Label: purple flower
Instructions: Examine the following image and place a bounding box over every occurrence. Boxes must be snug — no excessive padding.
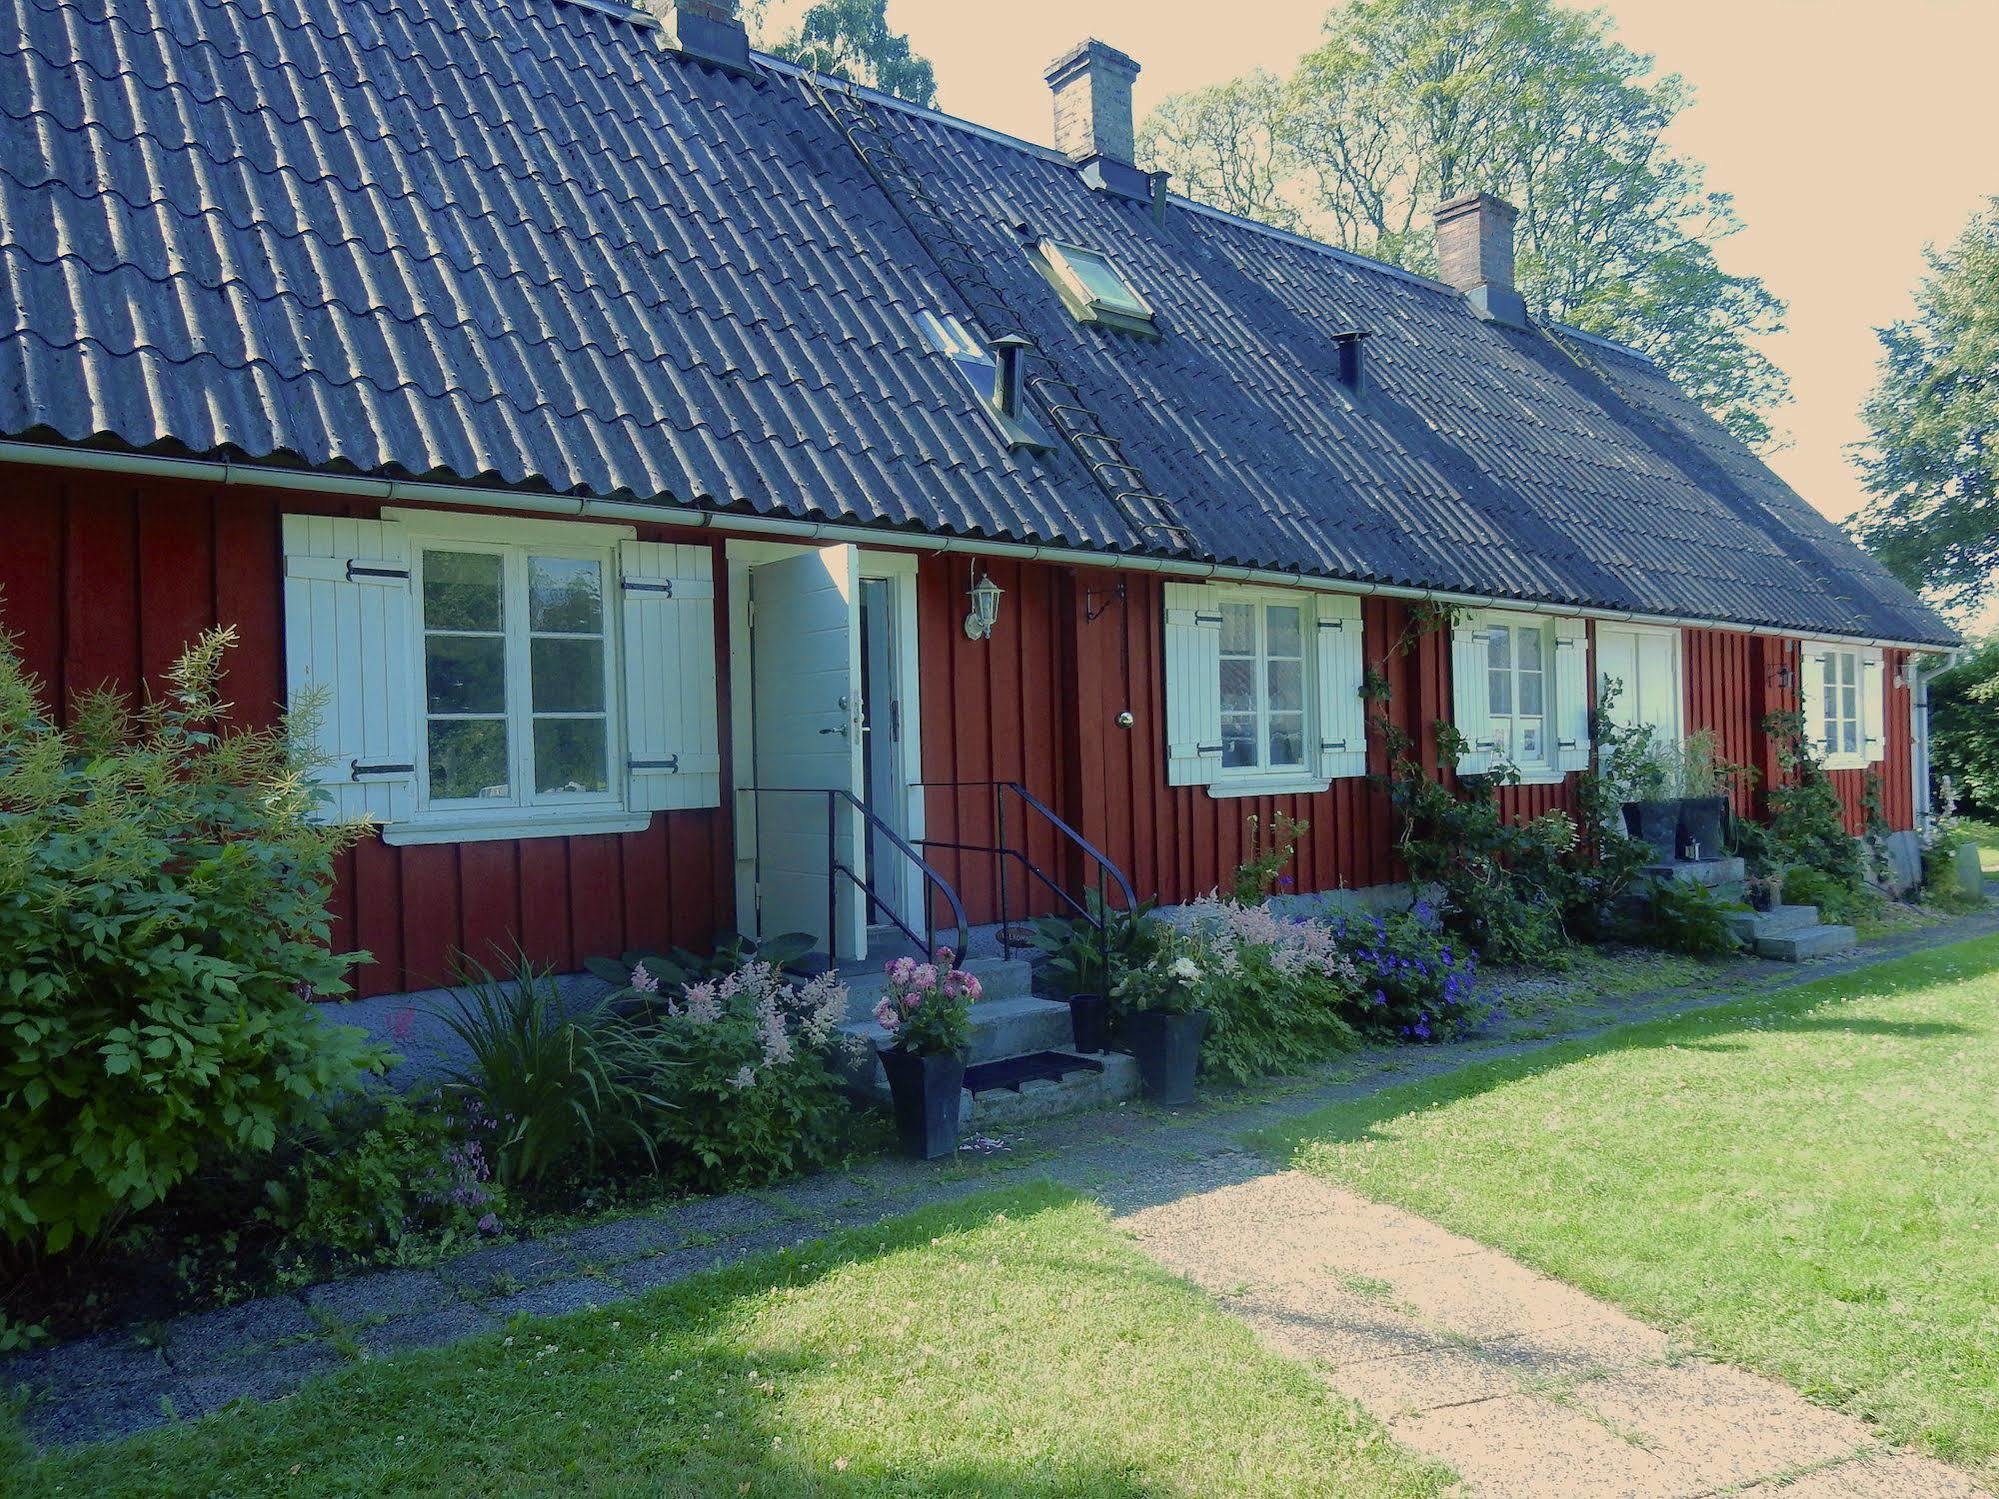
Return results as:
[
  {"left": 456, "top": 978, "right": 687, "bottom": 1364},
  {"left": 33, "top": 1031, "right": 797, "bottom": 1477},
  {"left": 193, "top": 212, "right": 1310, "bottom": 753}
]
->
[{"left": 477, "top": 1213, "right": 500, "bottom": 1235}]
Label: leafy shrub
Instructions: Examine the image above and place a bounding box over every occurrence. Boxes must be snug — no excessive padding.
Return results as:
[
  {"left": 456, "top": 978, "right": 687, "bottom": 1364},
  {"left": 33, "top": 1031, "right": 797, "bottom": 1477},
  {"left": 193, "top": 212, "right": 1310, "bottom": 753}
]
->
[
  {"left": 1175, "top": 898, "right": 1359, "bottom": 1082},
  {"left": 1328, "top": 901, "right": 1485, "bottom": 1042},
  {"left": 616, "top": 958, "right": 856, "bottom": 1193},
  {"left": 1780, "top": 866, "right": 1881, "bottom": 926},
  {"left": 1642, "top": 878, "right": 1743, "bottom": 958},
  {"left": 1920, "top": 795, "right": 1987, "bottom": 912},
  {"left": 1021, "top": 889, "right": 1165, "bottom": 998},
  {"left": 1230, "top": 812, "right": 1307, "bottom": 904},
  {"left": 1929, "top": 639, "right": 1999, "bottom": 820},
  {"left": 259, "top": 1093, "right": 505, "bottom": 1267},
  {"left": 0, "top": 625, "right": 384, "bottom": 1262},
  {"left": 1759, "top": 711, "right": 1866, "bottom": 890},
  {"left": 439, "top": 955, "right": 676, "bottom": 1189},
  {"left": 872, "top": 951, "right": 977, "bottom": 1057}
]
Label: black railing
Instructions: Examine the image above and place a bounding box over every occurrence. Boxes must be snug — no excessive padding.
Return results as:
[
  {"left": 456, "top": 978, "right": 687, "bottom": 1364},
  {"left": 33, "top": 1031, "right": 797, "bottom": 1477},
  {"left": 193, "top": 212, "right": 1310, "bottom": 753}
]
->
[
  {"left": 916, "top": 781, "right": 1138, "bottom": 979},
  {"left": 739, "top": 786, "right": 968, "bottom": 965}
]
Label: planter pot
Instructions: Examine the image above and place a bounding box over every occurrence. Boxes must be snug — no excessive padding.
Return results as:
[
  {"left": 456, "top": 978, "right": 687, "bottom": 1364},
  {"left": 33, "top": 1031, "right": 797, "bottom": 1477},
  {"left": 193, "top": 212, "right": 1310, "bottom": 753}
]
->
[
  {"left": 1676, "top": 796, "right": 1729, "bottom": 862},
  {"left": 1124, "top": 1009, "right": 1209, "bottom": 1107},
  {"left": 1622, "top": 798, "right": 1682, "bottom": 861},
  {"left": 877, "top": 1047, "right": 965, "bottom": 1161},
  {"left": 1067, "top": 992, "right": 1111, "bottom": 1054}
]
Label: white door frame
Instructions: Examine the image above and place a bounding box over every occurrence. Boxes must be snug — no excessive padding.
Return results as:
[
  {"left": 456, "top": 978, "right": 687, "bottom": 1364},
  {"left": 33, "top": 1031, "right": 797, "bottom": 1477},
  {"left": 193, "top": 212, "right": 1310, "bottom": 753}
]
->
[{"left": 726, "top": 539, "right": 925, "bottom": 942}]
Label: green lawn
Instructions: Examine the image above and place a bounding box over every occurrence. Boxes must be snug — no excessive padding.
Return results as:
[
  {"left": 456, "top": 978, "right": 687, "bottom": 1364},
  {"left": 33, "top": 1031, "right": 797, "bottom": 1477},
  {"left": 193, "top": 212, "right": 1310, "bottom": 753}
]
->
[
  {"left": 1263, "top": 934, "right": 1999, "bottom": 1485},
  {"left": 6, "top": 1184, "right": 1448, "bottom": 1498},
  {"left": 1966, "top": 818, "right": 1999, "bottom": 874}
]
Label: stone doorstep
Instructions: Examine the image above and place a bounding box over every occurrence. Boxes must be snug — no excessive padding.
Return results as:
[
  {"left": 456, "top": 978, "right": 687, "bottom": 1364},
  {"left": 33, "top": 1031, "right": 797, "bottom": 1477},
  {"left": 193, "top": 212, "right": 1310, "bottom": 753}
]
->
[
  {"left": 1646, "top": 856, "right": 1747, "bottom": 888},
  {"left": 1757, "top": 925, "right": 1860, "bottom": 962},
  {"left": 840, "top": 994, "right": 1075, "bottom": 1069},
  {"left": 839, "top": 957, "right": 1033, "bottom": 1021},
  {"left": 1727, "top": 904, "right": 1820, "bottom": 941}
]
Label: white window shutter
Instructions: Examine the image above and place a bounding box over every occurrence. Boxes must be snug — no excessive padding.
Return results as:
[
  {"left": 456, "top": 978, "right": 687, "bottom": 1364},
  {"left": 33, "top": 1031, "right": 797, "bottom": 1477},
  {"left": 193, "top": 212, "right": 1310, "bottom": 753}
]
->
[
  {"left": 620, "top": 539, "right": 720, "bottom": 812},
  {"left": 1552, "top": 618, "right": 1591, "bottom": 773},
  {"left": 1313, "top": 593, "right": 1368, "bottom": 780},
  {"left": 1800, "top": 643, "right": 1831, "bottom": 760},
  {"left": 1450, "top": 617, "right": 1497, "bottom": 775},
  {"left": 1861, "top": 648, "right": 1887, "bottom": 764},
  {"left": 1163, "top": 581, "right": 1223, "bottom": 786},
  {"left": 281, "top": 514, "right": 416, "bottom": 825}
]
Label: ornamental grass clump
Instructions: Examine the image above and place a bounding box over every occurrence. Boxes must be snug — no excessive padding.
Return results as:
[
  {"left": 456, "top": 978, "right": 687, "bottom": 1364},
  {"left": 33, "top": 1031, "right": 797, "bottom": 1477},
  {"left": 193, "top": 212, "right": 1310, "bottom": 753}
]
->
[
  {"left": 1329, "top": 901, "right": 1485, "bottom": 1042},
  {"left": 1173, "top": 897, "right": 1360, "bottom": 1083},
  {"left": 873, "top": 950, "right": 979, "bottom": 1057},
  {"left": 0, "top": 624, "right": 385, "bottom": 1266}
]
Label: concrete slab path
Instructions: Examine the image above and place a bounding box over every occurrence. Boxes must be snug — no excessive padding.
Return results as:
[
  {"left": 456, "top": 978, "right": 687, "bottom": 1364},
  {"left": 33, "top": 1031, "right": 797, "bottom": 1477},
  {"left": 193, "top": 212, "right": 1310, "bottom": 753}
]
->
[{"left": 1122, "top": 1171, "right": 1986, "bottom": 1498}]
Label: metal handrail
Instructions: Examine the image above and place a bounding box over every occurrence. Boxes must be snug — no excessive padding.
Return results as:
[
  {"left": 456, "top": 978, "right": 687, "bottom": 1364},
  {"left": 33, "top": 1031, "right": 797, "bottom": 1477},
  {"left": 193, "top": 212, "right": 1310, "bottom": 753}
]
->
[{"left": 738, "top": 785, "right": 969, "bottom": 965}]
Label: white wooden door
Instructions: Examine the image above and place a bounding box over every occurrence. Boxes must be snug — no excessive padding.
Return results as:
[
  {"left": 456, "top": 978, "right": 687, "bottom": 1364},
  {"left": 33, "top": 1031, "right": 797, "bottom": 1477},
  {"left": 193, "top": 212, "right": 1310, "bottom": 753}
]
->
[
  {"left": 1597, "top": 624, "right": 1683, "bottom": 745},
  {"left": 748, "top": 545, "right": 866, "bottom": 960}
]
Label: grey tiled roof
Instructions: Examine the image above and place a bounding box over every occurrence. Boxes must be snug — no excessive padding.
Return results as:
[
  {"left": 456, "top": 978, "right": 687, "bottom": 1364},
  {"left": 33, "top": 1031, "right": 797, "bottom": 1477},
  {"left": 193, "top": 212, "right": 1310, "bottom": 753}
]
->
[{"left": 0, "top": 0, "right": 1955, "bottom": 645}]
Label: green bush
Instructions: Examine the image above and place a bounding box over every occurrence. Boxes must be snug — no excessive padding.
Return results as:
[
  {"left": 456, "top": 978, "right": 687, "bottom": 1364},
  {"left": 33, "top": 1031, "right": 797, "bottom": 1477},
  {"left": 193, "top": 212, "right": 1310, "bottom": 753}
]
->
[
  {"left": 1176, "top": 898, "right": 1360, "bottom": 1082},
  {"left": 1780, "top": 866, "right": 1880, "bottom": 926},
  {"left": 438, "top": 954, "right": 676, "bottom": 1190},
  {"left": 1021, "top": 889, "right": 1166, "bottom": 998},
  {"left": 1642, "top": 878, "right": 1743, "bottom": 958},
  {"left": 1329, "top": 901, "right": 1486, "bottom": 1041},
  {"left": 0, "top": 625, "right": 383, "bottom": 1262}
]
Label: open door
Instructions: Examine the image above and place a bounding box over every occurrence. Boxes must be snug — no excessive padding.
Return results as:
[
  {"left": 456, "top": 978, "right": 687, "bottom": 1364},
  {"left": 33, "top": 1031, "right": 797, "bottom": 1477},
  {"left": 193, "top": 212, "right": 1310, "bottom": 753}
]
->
[{"left": 748, "top": 545, "right": 866, "bottom": 962}]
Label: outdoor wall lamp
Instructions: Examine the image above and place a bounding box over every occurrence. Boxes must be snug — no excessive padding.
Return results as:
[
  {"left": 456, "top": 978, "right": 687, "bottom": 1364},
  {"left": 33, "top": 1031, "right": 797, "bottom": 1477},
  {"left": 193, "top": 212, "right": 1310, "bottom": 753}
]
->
[{"left": 964, "top": 564, "right": 1004, "bottom": 641}]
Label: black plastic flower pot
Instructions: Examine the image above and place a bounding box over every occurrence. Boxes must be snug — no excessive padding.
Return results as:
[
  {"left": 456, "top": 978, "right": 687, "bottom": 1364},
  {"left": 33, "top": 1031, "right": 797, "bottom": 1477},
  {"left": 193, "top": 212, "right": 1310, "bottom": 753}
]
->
[
  {"left": 1622, "top": 798, "right": 1682, "bottom": 861},
  {"left": 1124, "top": 1009, "right": 1209, "bottom": 1107},
  {"left": 1067, "top": 992, "right": 1111, "bottom": 1054},
  {"left": 1676, "top": 796, "right": 1729, "bottom": 862},
  {"left": 877, "top": 1047, "right": 965, "bottom": 1161}
]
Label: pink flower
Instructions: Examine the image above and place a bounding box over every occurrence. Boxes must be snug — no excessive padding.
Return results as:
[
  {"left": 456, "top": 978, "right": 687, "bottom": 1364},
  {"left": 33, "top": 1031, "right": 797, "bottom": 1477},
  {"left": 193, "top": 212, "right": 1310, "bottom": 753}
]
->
[
  {"left": 888, "top": 956, "right": 917, "bottom": 983},
  {"left": 935, "top": 947, "right": 956, "bottom": 964},
  {"left": 963, "top": 973, "right": 983, "bottom": 1001},
  {"left": 873, "top": 995, "right": 900, "bottom": 1031},
  {"left": 630, "top": 964, "right": 659, "bottom": 994},
  {"left": 909, "top": 964, "right": 939, "bottom": 992}
]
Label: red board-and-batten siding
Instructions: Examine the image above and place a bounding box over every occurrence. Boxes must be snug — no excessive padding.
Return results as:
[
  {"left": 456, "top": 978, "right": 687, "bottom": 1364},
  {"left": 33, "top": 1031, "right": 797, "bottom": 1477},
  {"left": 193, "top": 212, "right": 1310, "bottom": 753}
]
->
[{"left": 1, "top": 464, "right": 1914, "bottom": 996}]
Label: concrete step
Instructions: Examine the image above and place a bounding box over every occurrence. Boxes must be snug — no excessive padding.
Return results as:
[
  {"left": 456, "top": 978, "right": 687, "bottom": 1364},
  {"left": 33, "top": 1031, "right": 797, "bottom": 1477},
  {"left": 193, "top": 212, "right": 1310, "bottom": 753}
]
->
[
  {"left": 838, "top": 994, "right": 1074, "bottom": 1067},
  {"left": 1646, "top": 857, "right": 1747, "bottom": 889},
  {"left": 1726, "top": 905, "right": 1819, "bottom": 942},
  {"left": 963, "top": 1051, "right": 1141, "bottom": 1128},
  {"left": 1755, "top": 925, "right": 1858, "bottom": 962},
  {"left": 838, "top": 957, "right": 1033, "bottom": 1023}
]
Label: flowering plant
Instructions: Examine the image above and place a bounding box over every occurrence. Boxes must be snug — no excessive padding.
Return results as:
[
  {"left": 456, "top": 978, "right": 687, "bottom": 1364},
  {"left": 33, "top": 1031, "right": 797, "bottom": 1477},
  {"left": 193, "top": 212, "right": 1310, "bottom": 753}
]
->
[
  {"left": 873, "top": 950, "right": 978, "bottom": 1057},
  {"left": 1169, "top": 898, "right": 1359, "bottom": 1080},
  {"left": 1329, "top": 900, "right": 1484, "bottom": 1042},
  {"left": 1112, "top": 937, "right": 1208, "bottom": 1017}
]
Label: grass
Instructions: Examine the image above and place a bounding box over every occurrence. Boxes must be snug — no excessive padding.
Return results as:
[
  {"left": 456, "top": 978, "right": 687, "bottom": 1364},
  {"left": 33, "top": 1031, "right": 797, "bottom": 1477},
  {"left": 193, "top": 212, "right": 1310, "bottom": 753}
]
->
[
  {"left": 1963, "top": 818, "right": 1999, "bottom": 874},
  {"left": 5, "top": 1184, "right": 1450, "bottom": 1498},
  {"left": 1260, "top": 933, "right": 1999, "bottom": 1485},
  {"left": 1483, "top": 945, "right": 1720, "bottom": 1025}
]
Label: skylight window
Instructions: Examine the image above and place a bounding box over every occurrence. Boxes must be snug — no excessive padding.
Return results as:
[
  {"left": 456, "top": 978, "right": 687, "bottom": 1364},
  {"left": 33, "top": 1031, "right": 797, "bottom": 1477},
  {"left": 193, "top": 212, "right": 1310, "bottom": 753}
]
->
[
  {"left": 916, "top": 311, "right": 1053, "bottom": 453},
  {"left": 1036, "top": 241, "right": 1156, "bottom": 332}
]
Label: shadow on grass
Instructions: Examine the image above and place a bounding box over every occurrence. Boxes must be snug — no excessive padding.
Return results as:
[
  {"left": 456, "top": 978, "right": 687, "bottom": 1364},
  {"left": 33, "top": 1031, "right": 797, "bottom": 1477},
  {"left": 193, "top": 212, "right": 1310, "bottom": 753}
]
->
[
  {"left": 1254, "top": 933, "right": 1999, "bottom": 1161},
  {"left": 7, "top": 1181, "right": 1413, "bottom": 1499}
]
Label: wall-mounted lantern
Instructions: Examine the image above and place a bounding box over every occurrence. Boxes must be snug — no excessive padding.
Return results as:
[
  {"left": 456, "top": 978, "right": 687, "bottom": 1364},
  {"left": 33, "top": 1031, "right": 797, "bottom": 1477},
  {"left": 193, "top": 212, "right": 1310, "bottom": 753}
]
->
[{"left": 964, "top": 564, "right": 1004, "bottom": 642}]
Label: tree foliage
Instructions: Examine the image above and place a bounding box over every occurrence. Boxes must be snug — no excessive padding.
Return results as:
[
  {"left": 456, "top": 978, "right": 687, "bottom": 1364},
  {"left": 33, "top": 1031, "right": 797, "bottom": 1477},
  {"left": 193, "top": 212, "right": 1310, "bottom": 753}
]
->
[
  {"left": 766, "top": 0, "right": 936, "bottom": 107},
  {"left": 1852, "top": 199, "right": 1999, "bottom": 613},
  {"left": 1138, "top": 0, "right": 1789, "bottom": 447},
  {"left": 1930, "top": 636, "right": 1999, "bottom": 819}
]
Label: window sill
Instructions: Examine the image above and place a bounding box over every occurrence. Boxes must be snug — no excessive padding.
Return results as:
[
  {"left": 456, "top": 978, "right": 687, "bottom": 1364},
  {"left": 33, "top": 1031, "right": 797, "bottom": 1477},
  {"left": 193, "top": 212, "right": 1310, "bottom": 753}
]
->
[
  {"left": 1820, "top": 754, "right": 1876, "bottom": 774},
  {"left": 380, "top": 810, "right": 653, "bottom": 846},
  {"left": 1206, "top": 776, "right": 1335, "bottom": 800}
]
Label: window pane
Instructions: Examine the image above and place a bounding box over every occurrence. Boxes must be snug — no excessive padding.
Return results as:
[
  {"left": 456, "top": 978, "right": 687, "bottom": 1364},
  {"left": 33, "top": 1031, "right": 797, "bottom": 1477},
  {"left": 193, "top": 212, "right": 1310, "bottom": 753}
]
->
[
  {"left": 1519, "top": 723, "right": 1542, "bottom": 761},
  {"left": 531, "top": 638, "right": 606, "bottom": 713},
  {"left": 1519, "top": 669, "right": 1543, "bottom": 717},
  {"left": 534, "top": 718, "right": 609, "bottom": 795},
  {"left": 1063, "top": 248, "right": 1145, "bottom": 313},
  {"left": 1220, "top": 602, "right": 1256, "bottom": 656},
  {"left": 425, "top": 634, "right": 506, "bottom": 714},
  {"left": 1266, "top": 605, "right": 1303, "bottom": 658},
  {"left": 1487, "top": 625, "right": 1513, "bottom": 672},
  {"left": 1220, "top": 658, "right": 1255, "bottom": 715},
  {"left": 1268, "top": 713, "right": 1305, "bottom": 768},
  {"left": 428, "top": 719, "right": 509, "bottom": 800},
  {"left": 1489, "top": 666, "right": 1512, "bottom": 716},
  {"left": 530, "top": 557, "right": 604, "bottom": 634},
  {"left": 423, "top": 550, "right": 503, "bottom": 631},
  {"left": 1491, "top": 719, "right": 1511, "bottom": 757},
  {"left": 1267, "top": 658, "right": 1304, "bottom": 713},
  {"left": 1841, "top": 653, "right": 1858, "bottom": 688},
  {"left": 1221, "top": 713, "right": 1258, "bottom": 769},
  {"left": 1842, "top": 685, "right": 1857, "bottom": 726},
  {"left": 1517, "top": 628, "right": 1543, "bottom": 675}
]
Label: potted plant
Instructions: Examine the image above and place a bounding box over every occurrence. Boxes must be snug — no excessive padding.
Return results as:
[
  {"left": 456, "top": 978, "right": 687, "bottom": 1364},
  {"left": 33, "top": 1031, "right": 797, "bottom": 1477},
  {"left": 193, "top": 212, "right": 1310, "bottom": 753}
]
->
[
  {"left": 872, "top": 950, "right": 978, "bottom": 1160},
  {"left": 1615, "top": 727, "right": 1682, "bottom": 861},
  {"left": 1113, "top": 937, "right": 1210, "bottom": 1107},
  {"left": 1674, "top": 730, "right": 1730, "bottom": 862},
  {"left": 1020, "top": 893, "right": 1162, "bottom": 1054}
]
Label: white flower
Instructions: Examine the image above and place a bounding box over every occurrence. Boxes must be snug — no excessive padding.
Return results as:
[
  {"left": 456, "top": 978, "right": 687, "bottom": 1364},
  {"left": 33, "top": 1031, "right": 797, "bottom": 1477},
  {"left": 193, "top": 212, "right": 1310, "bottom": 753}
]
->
[{"left": 1169, "top": 956, "right": 1202, "bottom": 982}]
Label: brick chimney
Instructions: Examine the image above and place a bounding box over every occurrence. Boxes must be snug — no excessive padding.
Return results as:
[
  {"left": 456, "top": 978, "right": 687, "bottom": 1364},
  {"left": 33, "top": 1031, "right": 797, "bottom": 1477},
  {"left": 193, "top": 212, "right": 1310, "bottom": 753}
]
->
[
  {"left": 1434, "top": 193, "right": 1528, "bottom": 328},
  {"left": 648, "top": 0, "right": 751, "bottom": 74},
  {"left": 1044, "top": 40, "right": 1150, "bottom": 200}
]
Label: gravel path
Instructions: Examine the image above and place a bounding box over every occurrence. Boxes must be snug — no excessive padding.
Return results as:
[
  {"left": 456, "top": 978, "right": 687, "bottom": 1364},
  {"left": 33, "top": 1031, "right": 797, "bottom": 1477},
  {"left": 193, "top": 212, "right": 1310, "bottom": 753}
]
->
[
  {"left": 1122, "top": 1171, "right": 1986, "bottom": 1498},
  {"left": 9, "top": 903, "right": 1999, "bottom": 1470}
]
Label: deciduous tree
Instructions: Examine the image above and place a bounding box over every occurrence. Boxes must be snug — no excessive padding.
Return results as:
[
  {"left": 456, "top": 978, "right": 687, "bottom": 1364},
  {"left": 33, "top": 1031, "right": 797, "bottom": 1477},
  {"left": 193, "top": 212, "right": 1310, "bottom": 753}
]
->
[{"left": 767, "top": 0, "right": 936, "bottom": 108}]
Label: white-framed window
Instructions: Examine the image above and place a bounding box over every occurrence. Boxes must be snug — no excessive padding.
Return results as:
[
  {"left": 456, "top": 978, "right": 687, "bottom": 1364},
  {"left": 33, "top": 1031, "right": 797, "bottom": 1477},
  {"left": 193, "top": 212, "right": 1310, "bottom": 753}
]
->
[
  {"left": 282, "top": 511, "right": 721, "bottom": 843},
  {"left": 415, "top": 543, "right": 617, "bottom": 811},
  {"left": 1451, "top": 609, "right": 1591, "bottom": 781},
  {"left": 1219, "top": 596, "right": 1309, "bottom": 774},
  {"left": 1163, "top": 582, "right": 1368, "bottom": 796},
  {"left": 1801, "top": 642, "right": 1884, "bottom": 770},
  {"left": 1036, "top": 240, "right": 1156, "bottom": 332}
]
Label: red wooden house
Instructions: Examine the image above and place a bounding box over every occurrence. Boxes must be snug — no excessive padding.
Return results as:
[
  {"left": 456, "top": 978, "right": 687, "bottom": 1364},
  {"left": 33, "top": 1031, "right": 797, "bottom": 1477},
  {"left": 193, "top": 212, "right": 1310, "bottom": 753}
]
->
[{"left": 0, "top": 0, "right": 1957, "bottom": 1003}]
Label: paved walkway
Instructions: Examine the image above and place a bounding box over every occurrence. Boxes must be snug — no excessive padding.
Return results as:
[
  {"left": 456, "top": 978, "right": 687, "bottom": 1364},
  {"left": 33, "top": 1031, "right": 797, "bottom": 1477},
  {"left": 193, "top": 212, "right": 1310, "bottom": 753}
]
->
[
  {"left": 1123, "top": 1170, "right": 1985, "bottom": 1498},
  {"left": 9, "top": 903, "right": 1999, "bottom": 1483}
]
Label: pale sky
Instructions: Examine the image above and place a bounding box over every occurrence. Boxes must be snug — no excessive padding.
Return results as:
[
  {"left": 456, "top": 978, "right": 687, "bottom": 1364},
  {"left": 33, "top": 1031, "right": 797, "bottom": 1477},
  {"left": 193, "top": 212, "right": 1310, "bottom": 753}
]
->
[{"left": 788, "top": 1, "right": 1997, "bottom": 627}]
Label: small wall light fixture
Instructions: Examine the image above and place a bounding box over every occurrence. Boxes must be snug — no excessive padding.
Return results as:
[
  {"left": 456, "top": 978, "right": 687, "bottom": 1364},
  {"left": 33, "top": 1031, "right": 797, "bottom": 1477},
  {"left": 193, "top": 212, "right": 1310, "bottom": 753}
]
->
[{"left": 964, "top": 564, "right": 1004, "bottom": 642}]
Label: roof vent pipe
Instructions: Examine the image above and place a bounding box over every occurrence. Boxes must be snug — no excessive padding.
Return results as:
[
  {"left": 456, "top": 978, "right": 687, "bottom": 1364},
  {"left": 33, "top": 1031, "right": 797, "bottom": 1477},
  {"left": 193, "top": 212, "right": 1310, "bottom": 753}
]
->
[
  {"left": 646, "top": 0, "right": 752, "bottom": 74},
  {"left": 990, "top": 335, "right": 1031, "bottom": 422},
  {"left": 1044, "top": 40, "right": 1152, "bottom": 201},
  {"left": 1433, "top": 193, "right": 1529, "bottom": 328}
]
